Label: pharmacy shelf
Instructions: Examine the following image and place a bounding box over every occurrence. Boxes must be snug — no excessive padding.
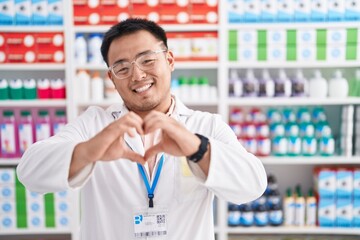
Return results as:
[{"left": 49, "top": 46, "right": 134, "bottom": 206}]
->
[
  {"left": 74, "top": 24, "right": 218, "bottom": 33},
  {"left": 227, "top": 21, "right": 360, "bottom": 30},
  {"left": 0, "top": 64, "right": 66, "bottom": 71},
  {"left": 0, "top": 229, "right": 71, "bottom": 235},
  {"left": 227, "top": 97, "right": 360, "bottom": 106},
  {"left": 226, "top": 226, "right": 360, "bottom": 235},
  {"left": 75, "top": 61, "right": 218, "bottom": 70},
  {"left": 259, "top": 156, "right": 360, "bottom": 165},
  {"left": 0, "top": 26, "right": 64, "bottom": 32},
  {"left": 0, "top": 159, "right": 20, "bottom": 166},
  {"left": 0, "top": 100, "right": 67, "bottom": 107},
  {"left": 228, "top": 61, "right": 360, "bottom": 69}
]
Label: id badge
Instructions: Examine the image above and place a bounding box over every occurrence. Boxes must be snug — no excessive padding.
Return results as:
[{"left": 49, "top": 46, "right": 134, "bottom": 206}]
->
[{"left": 133, "top": 207, "right": 168, "bottom": 239}]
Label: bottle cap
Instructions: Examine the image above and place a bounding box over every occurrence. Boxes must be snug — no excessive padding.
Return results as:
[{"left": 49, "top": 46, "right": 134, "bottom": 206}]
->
[
  {"left": 21, "top": 110, "right": 31, "bottom": 116},
  {"left": 55, "top": 110, "right": 66, "bottom": 116},
  {"left": 3, "top": 110, "right": 14, "bottom": 117},
  {"left": 39, "top": 110, "right": 49, "bottom": 116}
]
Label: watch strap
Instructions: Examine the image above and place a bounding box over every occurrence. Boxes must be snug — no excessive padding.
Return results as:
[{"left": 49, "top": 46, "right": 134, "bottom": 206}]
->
[{"left": 187, "top": 134, "right": 209, "bottom": 163}]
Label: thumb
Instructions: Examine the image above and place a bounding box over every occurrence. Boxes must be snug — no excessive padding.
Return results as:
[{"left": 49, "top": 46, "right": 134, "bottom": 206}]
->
[
  {"left": 122, "top": 149, "right": 146, "bottom": 165},
  {"left": 144, "top": 143, "right": 163, "bottom": 162}
]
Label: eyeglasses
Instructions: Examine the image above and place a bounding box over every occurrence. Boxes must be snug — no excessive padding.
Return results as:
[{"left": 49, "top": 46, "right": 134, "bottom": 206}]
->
[{"left": 109, "top": 49, "right": 167, "bottom": 79}]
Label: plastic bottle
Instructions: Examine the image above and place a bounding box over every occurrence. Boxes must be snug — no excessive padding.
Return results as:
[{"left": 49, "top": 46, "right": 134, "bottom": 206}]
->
[
  {"left": 319, "top": 125, "right": 335, "bottom": 156},
  {"left": 18, "top": 110, "right": 34, "bottom": 155},
  {"left": 254, "top": 202, "right": 268, "bottom": 227},
  {"left": 88, "top": 33, "right": 103, "bottom": 65},
  {"left": 50, "top": 78, "right": 66, "bottom": 99},
  {"left": 283, "top": 188, "right": 295, "bottom": 226},
  {"left": 291, "top": 69, "right": 308, "bottom": 97},
  {"left": 301, "top": 123, "right": 317, "bottom": 156},
  {"left": 75, "top": 33, "right": 88, "bottom": 65},
  {"left": 52, "top": 110, "right": 67, "bottom": 135},
  {"left": 0, "top": 110, "right": 18, "bottom": 158},
  {"left": 242, "top": 69, "right": 258, "bottom": 97},
  {"left": 269, "top": 202, "right": 283, "bottom": 226},
  {"left": 305, "top": 188, "right": 317, "bottom": 226},
  {"left": 37, "top": 78, "right": 51, "bottom": 99},
  {"left": 328, "top": 70, "right": 349, "bottom": 98},
  {"left": 348, "top": 69, "right": 360, "bottom": 97},
  {"left": 35, "top": 110, "right": 51, "bottom": 142},
  {"left": 0, "top": 79, "right": 9, "bottom": 100},
  {"left": 91, "top": 71, "right": 104, "bottom": 101},
  {"left": 198, "top": 76, "right": 210, "bottom": 101},
  {"left": 23, "top": 78, "right": 37, "bottom": 99},
  {"left": 9, "top": 79, "right": 23, "bottom": 100},
  {"left": 178, "top": 76, "right": 190, "bottom": 101},
  {"left": 76, "top": 70, "right": 91, "bottom": 102},
  {"left": 275, "top": 69, "right": 291, "bottom": 97},
  {"left": 309, "top": 70, "right": 327, "bottom": 98},
  {"left": 294, "top": 185, "right": 305, "bottom": 226},
  {"left": 229, "top": 69, "right": 242, "bottom": 97},
  {"left": 258, "top": 69, "right": 274, "bottom": 97},
  {"left": 188, "top": 76, "right": 199, "bottom": 102},
  {"left": 228, "top": 203, "right": 240, "bottom": 226},
  {"left": 239, "top": 203, "right": 254, "bottom": 227}
]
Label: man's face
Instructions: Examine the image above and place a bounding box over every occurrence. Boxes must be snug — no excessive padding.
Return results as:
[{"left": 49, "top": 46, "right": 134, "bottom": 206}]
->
[{"left": 107, "top": 30, "right": 175, "bottom": 114}]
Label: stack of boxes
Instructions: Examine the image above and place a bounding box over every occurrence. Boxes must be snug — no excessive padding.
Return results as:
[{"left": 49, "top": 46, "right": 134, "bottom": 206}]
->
[
  {"left": 0, "top": 168, "right": 71, "bottom": 231},
  {"left": 340, "top": 106, "right": 354, "bottom": 157}
]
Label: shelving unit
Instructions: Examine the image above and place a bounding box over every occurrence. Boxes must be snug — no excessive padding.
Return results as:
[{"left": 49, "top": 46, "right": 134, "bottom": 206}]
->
[{"left": 1, "top": 1, "right": 359, "bottom": 240}]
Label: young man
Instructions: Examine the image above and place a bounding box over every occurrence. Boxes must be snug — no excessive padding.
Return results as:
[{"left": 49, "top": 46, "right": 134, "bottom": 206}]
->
[{"left": 17, "top": 18, "right": 267, "bottom": 240}]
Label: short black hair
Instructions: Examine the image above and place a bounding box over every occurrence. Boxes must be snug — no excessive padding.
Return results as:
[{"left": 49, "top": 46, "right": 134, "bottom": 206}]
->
[{"left": 101, "top": 18, "right": 168, "bottom": 66}]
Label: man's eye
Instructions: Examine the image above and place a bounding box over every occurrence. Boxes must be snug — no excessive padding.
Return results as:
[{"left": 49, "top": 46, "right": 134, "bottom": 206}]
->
[
  {"left": 141, "top": 59, "right": 156, "bottom": 65},
  {"left": 116, "top": 67, "right": 129, "bottom": 74}
]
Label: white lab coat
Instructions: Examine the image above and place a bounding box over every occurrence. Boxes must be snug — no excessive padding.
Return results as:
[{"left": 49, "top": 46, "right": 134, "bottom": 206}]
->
[{"left": 17, "top": 97, "right": 267, "bottom": 240}]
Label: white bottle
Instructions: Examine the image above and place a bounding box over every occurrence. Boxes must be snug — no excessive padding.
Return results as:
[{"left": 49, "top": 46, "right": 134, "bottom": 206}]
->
[
  {"left": 258, "top": 69, "right": 275, "bottom": 97},
  {"left": 229, "top": 69, "right": 242, "bottom": 97},
  {"left": 308, "top": 70, "right": 327, "bottom": 98},
  {"left": 91, "top": 71, "right": 104, "bottom": 101},
  {"left": 76, "top": 70, "right": 90, "bottom": 102},
  {"left": 328, "top": 70, "right": 348, "bottom": 98},
  {"left": 88, "top": 33, "right": 103, "bottom": 65},
  {"left": 75, "top": 33, "right": 87, "bottom": 65}
]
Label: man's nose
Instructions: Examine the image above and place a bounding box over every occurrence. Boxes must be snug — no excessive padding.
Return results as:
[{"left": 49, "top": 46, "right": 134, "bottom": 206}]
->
[{"left": 131, "top": 63, "right": 147, "bottom": 81}]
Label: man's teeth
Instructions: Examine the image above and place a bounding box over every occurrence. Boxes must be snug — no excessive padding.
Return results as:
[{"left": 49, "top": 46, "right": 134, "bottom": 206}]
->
[{"left": 135, "top": 84, "right": 152, "bottom": 93}]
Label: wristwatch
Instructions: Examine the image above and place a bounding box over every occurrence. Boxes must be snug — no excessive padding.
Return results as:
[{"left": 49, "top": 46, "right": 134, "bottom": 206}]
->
[{"left": 187, "top": 134, "right": 209, "bottom": 163}]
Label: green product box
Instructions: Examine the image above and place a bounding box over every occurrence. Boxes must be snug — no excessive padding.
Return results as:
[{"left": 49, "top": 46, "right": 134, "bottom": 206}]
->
[
  {"left": 345, "top": 43, "right": 358, "bottom": 60},
  {"left": 257, "top": 30, "right": 267, "bottom": 46},
  {"left": 287, "top": 30, "right": 297, "bottom": 45},
  {"left": 228, "top": 46, "right": 237, "bottom": 61},
  {"left": 346, "top": 28, "right": 358, "bottom": 44},
  {"left": 316, "top": 29, "right": 327, "bottom": 46},
  {"left": 228, "top": 30, "right": 237, "bottom": 47},
  {"left": 286, "top": 45, "right": 297, "bottom": 61},
  {"left": 257, "top": 45, "right": 267, "bottom": 61},
  {"left": 317, "top": 45, "right": 327, "bottom": 61}
]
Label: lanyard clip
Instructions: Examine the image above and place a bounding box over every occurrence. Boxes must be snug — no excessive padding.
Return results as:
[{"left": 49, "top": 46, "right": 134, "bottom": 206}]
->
[{"left": 148, "top": 194, "right": 154, "bottom": 208}]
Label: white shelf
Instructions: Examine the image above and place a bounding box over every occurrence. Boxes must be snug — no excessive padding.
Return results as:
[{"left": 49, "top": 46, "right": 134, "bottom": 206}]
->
[
  {"left": 227, "top": 21, "right": 360, "bottom": 30},
  {"left": 0, "top": 26, "right": 64, "bottom": 32},
  {"left": 259, "top": 156, "right": 360, "bottom": 165},
  {"left": 226, "top": 226, "right": 360, "bottom": 235},
  {"left": 228, "top": 61, "right": 360, "bottom": 69},
  {"left": 0, "top": 100, "right": 66, "bottom": 107},
  {"left": 0, "top": 159, "right": 20, "bottom": 166},
  {"left": 0, "top": 64, "right": 66, "bottom": 71},
  {"left": 0, "top": 229, "right": 71, "bottom": 235},
  {"left": 74, "top": 24, "right": 218, "bottom": 33},
  {"left": 227, "top": 97, "right": 360, "bottom": 106}
]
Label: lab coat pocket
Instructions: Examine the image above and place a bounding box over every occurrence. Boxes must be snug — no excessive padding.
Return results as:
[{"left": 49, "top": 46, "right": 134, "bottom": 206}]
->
[{"left": 175, "top": 157, "right": 207, "bottom": 203}]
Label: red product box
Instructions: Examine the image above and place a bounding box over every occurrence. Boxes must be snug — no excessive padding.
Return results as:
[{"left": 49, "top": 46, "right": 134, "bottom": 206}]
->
[
  {"left": 0, "top": 33, "right": 8, "bottom": 63},
  {"left": 73, "top": 5, "right": 101, "bottom": 25},
  {"left": 6, "top": 33, "right": 37, "bottom": 63},
  {"left": 36, "top": 33, "right": 64, "bottom": 63},
  {"left": 159, "top": 5, "right": 190, "bottom": 24},
  {"left": 132, "top": 3, "right": 160, "bottom": 23},
  {"left": 100, "top": 4, "right": 131, "bottom": 25},
  {"left": 189, "top": 2, "right": 218, "bottom": 24}
]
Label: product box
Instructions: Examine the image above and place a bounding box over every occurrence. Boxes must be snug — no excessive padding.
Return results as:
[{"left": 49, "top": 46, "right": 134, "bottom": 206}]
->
[
  {"left": 353, "top": 168, "right": 360, "bottom": 199},
  {"left": 0, "top": 186, "right": 15, "bottom": 200},
  {"left": 238, "top": 30, "right": 257, "bottom": 45},
  {"left": 36, "top": 33, "right": 64, "bottom": 63},
  {"left": 167, "top": 33, "right": 192, "bottom": 61},
  {"left": 311, "top": 0, "right": 327, "bottom": 22},
  {"left": 260, "top": 0, "right": 276, "bottom": 22},
  {"left": 328, "top": 0, "right": 345, "bottom": 21},
  {"left": 353, "top": 199, "right": 360, "bottom": 227},
  {"left": 277, "top": 0, "right": 293, "bottom": 22},
  {"left": 336, "top": 198, "right": 352, "bottom": 227},
  {"left": 191, "top": 32, "right": 218, "bottom": 61},
  {"left": 47, "top": 0, "right": 63, "bottom": 25},
  {"left": 267, "top": 29, "right": 286, "bottom": 45},
  {"left": 32, "top": 0, "right": 48, "bottom": 25},
  {"left": 100, "top": 4, "right": 130, "bottom": 25},
  {"left": 6, "top": 33, "right": 37, "bottom": 63},
  {"left": 318, "top": 198, "right": 336, "bottom": 227},
  {"left": 294, "top": 0, "right": 311, "bottom": 22},
  {"left": 297, "top": 29, "right": 316, "bottom": 45},
  {"left": 73, "top": 4, "right": 101, "bottom": 25},
  {"left": 0, "top": 168, "right": 15, "bottom": 185},
  {"left": 0, "top": 33, "right": 7, "bottom": 63},
  {"left": 190, "top": 0, "right": 218, "bottom": 24},
  {"left": 243, "top": 0, "right": 260, "bottom": 22},
  {"left": 327, "top": 44, "right": 345, "bottom": 62},
  {"left": 345, "top": 0, "right": 360, "bottom": 21},
  {"left": 327, "top": 29, "right": 346, "bottom": 45},
  {"left": 159, "top": 5, "right": 190, "bottom": 24},
  {"left": 336, "top": 168, "right": 353, "bottom": 200},
  {"left": 0, "top": 0, "right": 14, "bottom": 25},
  {"left": 26, "top": 191, "right": 45, "bottom": 229},
  {"left": 267, "top": 45, "right": 285, "bottom": 61},
  {"left": 314, "top": 167, "right": 336, "bottom": 200},
  {"left": 297, "top": 44, "right": 316, "bottom": 61},
  {"left": 228, "top": 0, "right": 243, "bottom": 23},
  {"left": 15, "top": 0, "right": 31, "bottom": 25},
  {"left": 237, "top": 46, "right": 257, "bottom": 62},
  {"left": 0, "top": 215, "right": 16, "bottom": 229}
]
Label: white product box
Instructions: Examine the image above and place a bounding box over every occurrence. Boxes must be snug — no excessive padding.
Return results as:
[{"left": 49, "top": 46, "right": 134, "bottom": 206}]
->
[
  {"left": 327, "top": 44, "right": 345, "bottom": 61},
  {"left": 294, "top": 0, "right": 311, "bottom": 21},
  {"left": 353, "top": 169, "right": 360, "bottom": 199},
  {"left": 318, "top": 198, "right": 336, "bottom": 227},
  {"left": 311, "top": 0, "right": 327, "bottom": 21},
  {"left": 168, "top": 38, "right": 192, "bottom": 59},
  {"left": 297, "top": 44, "right": 316, "bottom": 61},
  {"left": 0, "top": 201, "right": 15, "bottom": 215},
  {"left": 0, "top": 169, "right": 15, "bottom": 185},
  {"left": 345, "top": 0, "right": 360, "bottom": 20},
  {"left": 0, "top": 186, "right": 15, "bottom": 200},
  {"left": 56, "top": 215, "right": 70, "bottom": 229},
  {"left": 192, "top": 36, "right": 218, "bottom": 59},
  {"left": 15, "top": 0, "right": 31, "bottom": 24},
  {"left": 238, "top": 30, "right": 257, "bottom": 45},
  {"left": 297, "top": 29, "right": 316, "bottom": 45},
  {"left": 0, "top": 0, "right": 14, "bottom": 25},
  {"left": 353, "top": 199, "right": 360, "bottom": 227},
  {"left": 227, "top": 0, "right": 243, "bottom": 23},
  {"left": 317, "top": 169, "right": 336, "bottom": 199},
  {"left": 47, "top": 0, "right": 63, "bottom": 25},
  {"left": 336, "top": 198, "right": 352, "bottom": 227},
  {"left": 260, "top": 0, "right": 277, "bottom": 22},
  {"left": 277, "top": 0, "right": 294, "bottom": 22},
  {"left": 267, "top": 45, "right": 286, "bottom": 61},
  {"left": 336, "top": 168, "right": 353, "bottom": 199},
  {"left": 237, "top": 46, "right": 257, "bottom": 62},
  {"left": 328, "top": 0, "right": 345, "bottom": 21},
  {"left": 267, "top": 29, "right": 286, "bottom": 45},
  {"left": 327, "top": 29, "right": 346, "bottom": 45},
  {"left": 32, "top": 0, "right": 48, "bottom": 25},
  {"left": 243, "top": 0, "right": 260, "bottom": 22},
  {"left": 27, "top": 214, "right": 45, "bottom": 228},
  {"left": 0, "top": 215, "right": 16, "bottom": 229}
]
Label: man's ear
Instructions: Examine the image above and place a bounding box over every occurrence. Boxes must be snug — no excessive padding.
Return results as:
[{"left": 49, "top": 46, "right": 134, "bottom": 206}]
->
[
  {"left": 107, "top": 71, "right": 115, "bottom": 85},
  {"left": 166, "top": 51, "right": 175, "bottom": 72}
]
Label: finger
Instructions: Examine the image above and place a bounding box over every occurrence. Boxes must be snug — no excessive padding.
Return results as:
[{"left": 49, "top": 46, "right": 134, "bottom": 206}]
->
[
  {"left": 144, "top": 143, "right": 163, "bottom": 161},
  {"left": 122, "top": 149, "right": 146, "bottom": 165}
]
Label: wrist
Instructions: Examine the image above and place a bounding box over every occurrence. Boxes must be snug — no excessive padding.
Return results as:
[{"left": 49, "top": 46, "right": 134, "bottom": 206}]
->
[{"left": 186, "top": 134, "right": 209, "bottom": 163}]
